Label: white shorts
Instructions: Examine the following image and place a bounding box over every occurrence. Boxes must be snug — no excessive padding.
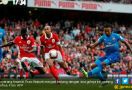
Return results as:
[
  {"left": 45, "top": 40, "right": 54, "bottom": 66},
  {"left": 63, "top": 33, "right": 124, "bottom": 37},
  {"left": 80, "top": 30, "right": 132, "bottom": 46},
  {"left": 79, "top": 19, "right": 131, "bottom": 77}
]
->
[
  {"left": 45, "top": 50, "right": 63, "bottom": 62},
  {"left": 16, "top": 57, "right": 43, "bottom": 69},
  {"left": 16, "top": 58, "right": 23, "bottom": 69}
]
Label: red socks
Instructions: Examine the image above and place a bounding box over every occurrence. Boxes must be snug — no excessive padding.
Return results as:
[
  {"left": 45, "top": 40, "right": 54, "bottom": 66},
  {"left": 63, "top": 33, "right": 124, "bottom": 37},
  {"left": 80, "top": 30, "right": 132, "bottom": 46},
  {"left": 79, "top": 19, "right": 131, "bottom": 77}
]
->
[
  {"left": 32, "top": 70, "right": 40, "bottom": 75},
  {"left": 19, "top": 69, "right": 29, "bottom": 79},
  {"left": 25, "top": 72, "right": 29, "bottom": 79},
  {"left": 50, "top": 66, "right": 59, "bottom": 80},
  {"left": 20, "top": 69, "right": 23, "bottom": 78}
]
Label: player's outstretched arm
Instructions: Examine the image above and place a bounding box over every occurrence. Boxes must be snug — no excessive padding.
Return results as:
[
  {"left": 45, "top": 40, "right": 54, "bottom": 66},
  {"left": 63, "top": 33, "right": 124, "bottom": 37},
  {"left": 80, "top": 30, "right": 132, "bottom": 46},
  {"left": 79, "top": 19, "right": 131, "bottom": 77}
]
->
[
  {"left": 0, "top": 41, "right": 14, "bottom": 48},
  {"left": 122, "top": 40, "right": 132, "bottom": 53},
  {"left": 90, "top": 41, "right": 100, "bottom": 49}
]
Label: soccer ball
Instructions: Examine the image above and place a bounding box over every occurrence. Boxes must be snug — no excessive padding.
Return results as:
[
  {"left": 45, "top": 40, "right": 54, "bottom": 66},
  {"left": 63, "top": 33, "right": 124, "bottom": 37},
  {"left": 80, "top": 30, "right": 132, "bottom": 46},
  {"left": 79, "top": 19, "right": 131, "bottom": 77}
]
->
[{"left": 49, "top": 49, "right": 58, "bottom": 59}]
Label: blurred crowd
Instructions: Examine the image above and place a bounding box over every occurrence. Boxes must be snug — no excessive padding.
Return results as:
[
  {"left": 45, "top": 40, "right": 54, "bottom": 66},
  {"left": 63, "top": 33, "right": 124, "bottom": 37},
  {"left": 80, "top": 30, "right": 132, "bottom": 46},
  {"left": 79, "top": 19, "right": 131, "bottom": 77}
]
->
[
  {"left": 64, "top": 0, "right": 132, "bottom": 4},
  {"left": 0, "top": 18, "right": 132, "bottom": 78}
]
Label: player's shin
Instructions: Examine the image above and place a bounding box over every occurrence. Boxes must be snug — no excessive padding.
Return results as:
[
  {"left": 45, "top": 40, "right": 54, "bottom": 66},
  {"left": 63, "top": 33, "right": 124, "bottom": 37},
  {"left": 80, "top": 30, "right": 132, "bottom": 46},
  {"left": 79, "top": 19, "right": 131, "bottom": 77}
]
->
[
  {"left": 25, "top": 72, "right": 29, "bottom": 79},
  {"left": 19, "top": 69, "right": 23, "bottom": 78},
  {"left": 88, "top": 66, "right": 102, "bottom": 77},
  {"left": 30, "top": 69, "right": 40, "bottom": 78},
  {"left": 58, "top": 62, "right": 70, "bottom": 75},
  {"left": 30, "top": 67, "right": 45, "bottom": 76},
  {"left": 97, "top": 72, "right": 106, "bottom": 81},
  {"left": 98, "top": 72, "right": 108, "bottom": 87},
  {"left": 50, "top": 65, "right": 59, "bottom": 80},
  {"left": 21, "top": 62, "right": 29, "bottom": 79},
  {"left": 80, "top": 68, "right": 88, "bottom": 78},
  {"left": 47, "top": 59, "right": 59, "bottom": 81}
]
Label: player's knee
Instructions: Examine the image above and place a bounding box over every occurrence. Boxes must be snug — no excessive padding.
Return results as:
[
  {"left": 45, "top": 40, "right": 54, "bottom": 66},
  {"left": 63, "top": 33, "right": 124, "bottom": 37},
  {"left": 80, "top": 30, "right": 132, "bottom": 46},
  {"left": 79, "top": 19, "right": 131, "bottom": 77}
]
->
[
  {"left": 46, "top": 59, "right": 54, "bottom": 66},
  {"left": 35, "top": 67, "right": 45, "bottom": 74},
  {"left": 90, "top": 63, "right": 97, "bottom": 69},
  {"left": 21, "top": 62, "right": 28, "bottom": 72},
  {"left": 59, "top": 62, "right": 65, "bottom": 67},
  {"left": 95, "top": 59, "right": 102, "bottom": 67}
]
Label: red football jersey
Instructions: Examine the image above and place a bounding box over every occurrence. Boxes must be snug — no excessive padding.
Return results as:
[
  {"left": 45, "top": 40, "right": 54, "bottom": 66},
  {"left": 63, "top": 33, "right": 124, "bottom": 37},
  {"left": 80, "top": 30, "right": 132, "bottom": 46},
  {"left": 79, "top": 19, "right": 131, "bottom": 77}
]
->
[
  {"left": 40, "top": 33, "right": 60, "bottom": 53},
  {"left": 14, "top": 36, "right": 36, "bottom": 58}
]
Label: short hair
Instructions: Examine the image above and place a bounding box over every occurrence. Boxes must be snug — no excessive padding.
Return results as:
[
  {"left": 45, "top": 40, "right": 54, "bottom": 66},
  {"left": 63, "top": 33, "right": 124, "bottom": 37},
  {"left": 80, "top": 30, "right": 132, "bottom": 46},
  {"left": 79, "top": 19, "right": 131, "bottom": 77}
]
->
[
  {"left": 104, "top": 23, "right": 112, "bottom": 29},
  {"left": 21, "top": 28, "right": 28, "bottom": 35},
  {"left": 103, "top": 23, "right": 112, "bottom": 31},
  {"left": 44, "top": 25, "right": 51, "bottom": 30}
]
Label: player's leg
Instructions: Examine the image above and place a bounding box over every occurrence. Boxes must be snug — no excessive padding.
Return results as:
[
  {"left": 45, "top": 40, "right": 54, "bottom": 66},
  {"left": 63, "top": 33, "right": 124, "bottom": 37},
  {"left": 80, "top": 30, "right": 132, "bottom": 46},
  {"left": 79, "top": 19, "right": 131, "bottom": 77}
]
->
[
  {"left": 21, "top": 57, "right": 31, "bottom": 79},
  {"left": 45, "top": 53, "right": 59, "bottom": 81},
  {"left": 103, "top": 52, "right": 120, "bottom": 69},
  {"left": 81, "top": 57, "right": 106, "bottom": 78},
  {"left": 81, "top": 59, "right": 107, "bottom": 87},
  {"left": 58, "top": 61, "right": 71, "bottom": 75},
  {"left": 55, "top": 51, "right": 70, "bottom": 75},
  {"left": 80, "top": 62, "right": 98, "bottom": 77},
  {"left": 30, "top": 67, "right": 45, "bottom": 77},
  {"left": 98, "top": 52, "right": 120, "bottom": 82},
  {"left": 29, "top": 58, "right": 45, "bottom": 78},
  {"left": 97, "top": 59, "right": 112, "bottom": 87},
  {"left": 90, "top": 56, "right": 110, "bottom": 81},
  {"left": 21, "top": 62, "right": 30, "bottom": 79},
  {"left": 82, "top": 52, "right": 120, "bottom": 78},
  {"left": 16, "top": 58, "right": 24, "bottom": 78},
  {"left": 47, "top": 59, "right": 59, "bottom": 81}
]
